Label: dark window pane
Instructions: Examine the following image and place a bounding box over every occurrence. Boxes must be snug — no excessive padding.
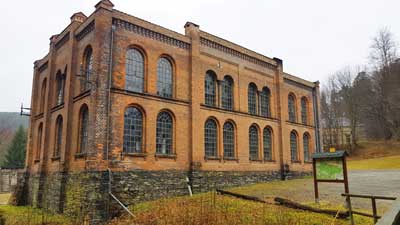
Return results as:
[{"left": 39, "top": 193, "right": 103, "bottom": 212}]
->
[
  {"left": 263, "top": 128, "right": 272, "bottom": 160},
  {"left": 260, "top": 87, "right": 271, "bottom": 117},
  {"left": 249, "top": 125, "right": 259, "bottom": 160},
  {"left": 248, "top": 83, "right": 257, "bottom": 115},
  {"left": 54, "top": 116, "right": 63, "bottom": 157},
  {"left": 157, "top": 58, "right": 173, "bottom": 98},
  {"left": 301, "top": 98, "right": 308, "bottom": 124},
  {"left": 123, "top": 107, "right": 143, "bottom": 153},
  {"left": 221, "top": 76, "right": 233, "bottom": 110},
  {"left": 83, "top": 47, "right": 93, "bottom": 91},
  {"left": 156, "top": 112, "right": 173, "bottom": 154},
  {"left": 36, "top": 124, "right": 43, "bottom": 159},
  {"left": 126, "top": 49, "right": 144, "bottom": 93},
  {"left": 303, "top": 134, "right": 310, "bottom": 162},
  {"left": 204, "top": 119, "right": 217, "bottom": 157},
  {"left": 223, "top": 122, "right": 235, "bottom": 158},
  {"left": 288, "top": 95, "right": 296, "bottom": 122},
  {"left": 79, "top": 106, "right": 89, "bottom": 153},
  {"left": 205, "top": 71, "right": 216, "bottom": 106},
  {"left": 290, "top": 131, "right": 298, "bottom": 161},
  {"left": 56, "top": 72, "right": 65, "bottom": 105}
]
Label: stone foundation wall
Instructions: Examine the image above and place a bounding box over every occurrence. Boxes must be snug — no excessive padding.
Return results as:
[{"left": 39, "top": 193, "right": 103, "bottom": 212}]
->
[{"left": 24, "top": 169, "right": 309, "bottom": 224}]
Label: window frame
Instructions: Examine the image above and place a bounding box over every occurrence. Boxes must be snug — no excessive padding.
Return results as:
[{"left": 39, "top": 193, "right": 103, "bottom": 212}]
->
[
  {"left": 156, "top": 57, "right": 174, "bottom": 98},
  {"left": 156, "top": 111, "right": 174, "bottom": 155},
  {"left": 260, "top": 87, "right": 271, "bottom": 117},
  {"left": 125, "top": 48, "right": 145, "bottom": 93},
  {"left": 249, "top": 124, "right": 260, "bottom": 160},
  {"left": 81, "top": 46, "right": 93, "bottom": 92},
  {"left": 248, "top": 83, "right": 258, "bottom": 115},
  {"left": 123, "top": 106, "right": 144, "bottom": 154},
  {"left": 263, "top": 127, "right": 273, "bottom": 161},
  {"left": 303, "top": 133, "right": 311, "bottom": 162},
  {"left": 223, "top": 121, "right": 235, "bottom": 159},
  {"left": 77, "top": 105, "right": 89, "bottom": 154},
  {"left": 301, "top": 97, "right": 308, "bottom": 125},
  {"left": 54, "top": 115, "right": 63, "bottom": 158},
  {"left": 221, "top": 76, "right": 234, "bottom": 110},
  {"left": 204, "top": 118, "right": 218, "bottom": 158},
  {"left": 288, "top": 94, "right": 297, "bottom": 122},
  {"left": 290, "top": 130, "right": 299, "bottom": 162},
  {"left": 205, "top": 70, "right": 217, "bottom": 107}
]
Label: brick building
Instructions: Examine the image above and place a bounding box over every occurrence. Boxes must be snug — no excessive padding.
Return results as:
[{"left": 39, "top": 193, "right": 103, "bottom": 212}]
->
[{"left": 24, "top": 0, "right": 321, "bottom": 222}]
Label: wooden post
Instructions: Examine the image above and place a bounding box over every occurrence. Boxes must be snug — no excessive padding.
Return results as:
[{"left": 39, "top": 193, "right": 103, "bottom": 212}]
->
[
  {"left": 372, "top": 197, "right": 378, "bottom": 224},
  {"left": 342, "top": 156, "right": 354, "bottom": 225},
  {"left": 312, "top": 158, "right": 319, "bottom": 203}
]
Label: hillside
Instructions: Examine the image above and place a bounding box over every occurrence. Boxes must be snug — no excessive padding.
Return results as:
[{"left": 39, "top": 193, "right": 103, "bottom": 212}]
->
[{"left": 0, "top": 112, "right": 29, "bottom": 163}]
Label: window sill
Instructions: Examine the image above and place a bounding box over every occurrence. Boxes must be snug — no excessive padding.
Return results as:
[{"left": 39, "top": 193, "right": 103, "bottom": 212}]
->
[
  {"left": 75, "top": 153, "right": 87, "bottom": 159},
  {"left": 50, "top": 104, "right": 64, "bottom": 113},
  {"left": 304, "top": 161, "right": 312, "bottom": 164},
  {"left": 264, "top": 159, "right": 276, "bottom": 163},
  {"left": 155, "top": 153, "right": 177, "bottom": 160},
  {"left": 204, "top": 156, "right": 221, "bottom": 161},
  {"left": 73, "top": 89, "right": 91, "bottom": 102},
  {"left": 51, "top": 156, "right": 61, "bottom": 161},
  {"left": 34, "top": 113, "right": 44, "bottom": 120},
  {"left": 291, "top": 160, "right": 302, "bottom": 164},
  {"left": 34, "top": 159, "right": 40, "bottom": 164},
  {"left": 249, "top": 158, "right": 263, "bottom": 162},
  {"left": 122, "top": 152, "right": 147, "bottom": 158}
]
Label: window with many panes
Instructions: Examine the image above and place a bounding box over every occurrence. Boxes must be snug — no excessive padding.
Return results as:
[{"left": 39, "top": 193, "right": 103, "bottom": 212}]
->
[
  {"left": 263, "top": 127, "right": 272, "bottom": 160},
  {"left": 82, "top": 46, "right": 93, "bottom": 91},
  {"left": 205, "top": 71, "right": 217, "bottom": 106},
  {"left": 288, "top": 94, "right": 296, "bottom": 122},
  {"left": 303, "top": 133, "right": 310, "bottom": 162},
  {"left": 78, "top": 105, "right": 89, "bottom": 154},
  {"left": 260, "top": 87, "right": 271, "bottom": 117},
  {"left": 123, "top": 107, "right": 143, "bottom": 153},
  {"left": 157, "top": 58, "right": 173, "bottom": 98},
  {"left": 223, "top": 122, "right": 235, "bottom": 158},
  {"left": 249, "top": 125, "right": 259, "bottom": 160},
  {"left": 156, "top": 112, "right": 173, "bottom": 154},
  {"left": 248, "top": 83, "right": 257, "bottom": 115},
  {"left": 221, "top": 76, "right": 233, "bottom": 110},
  {"left": 55, "top": 71, "right": 65, "bottom": 106},
  {"left": 290, "top": 131, "right": 298, "bottom": 161},
  {"left": 36, "top": 123, "right": 43, "bottom": 160},
  {"left": 126, "top": 49, "right": 144, "bottom": 93},
  {"left": 204, "top": 119, "right": 218, "bottom": 157},
  {"left": 301, "top": 97, "right": 308, "bottom": 124},
  {"left": 54, "top": 116, "right": 63, "bottom": 157}
]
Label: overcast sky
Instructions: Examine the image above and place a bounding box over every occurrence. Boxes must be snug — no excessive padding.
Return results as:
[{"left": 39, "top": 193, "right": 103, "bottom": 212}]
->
[{"left": 0, "top": 0, "right": 399, "bottom": 112}]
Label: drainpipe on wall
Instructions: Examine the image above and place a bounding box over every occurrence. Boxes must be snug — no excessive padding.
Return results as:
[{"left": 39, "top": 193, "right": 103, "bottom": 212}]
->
[{"left": 312, "top": 82, "right": 321, "bottom": 152}]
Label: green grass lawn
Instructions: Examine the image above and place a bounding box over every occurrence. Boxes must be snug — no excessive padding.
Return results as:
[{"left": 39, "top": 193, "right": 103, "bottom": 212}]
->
[{"left": 347, "top": 155, "right": 400, "bottom": 170}]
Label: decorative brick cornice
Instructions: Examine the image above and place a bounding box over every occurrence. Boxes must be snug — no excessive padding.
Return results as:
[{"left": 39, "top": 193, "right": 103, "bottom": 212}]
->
[
  {"left": 200, "top": 37, "right": 277, "bottom": 70},
  {"left": 76, "top": 21, "right": 95, "bottom": 41},
  {"left": 55, "top": 32, "right": 70, "bottom": 50},
  {"left": 112, "top": 18, "right": 191, "bottom": 50},
  {"left": 283, "top": 77, "right": 314, "bottom": 91},
  {"left": 38, "top": 61, "right": 49, "bottom": 73}
]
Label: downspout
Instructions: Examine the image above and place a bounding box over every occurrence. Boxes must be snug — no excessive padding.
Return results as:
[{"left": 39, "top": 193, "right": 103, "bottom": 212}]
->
[
  {"left": 105, "top": 24, "right": 134, "bottom": 217},
  {"left": 312, "top": 84, "right": 321, "bottom": 153}
]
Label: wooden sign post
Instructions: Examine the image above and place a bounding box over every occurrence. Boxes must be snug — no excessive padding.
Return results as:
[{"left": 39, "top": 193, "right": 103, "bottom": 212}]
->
[{"left": 312, "top": 150, "right": 349, "bottom": 203}]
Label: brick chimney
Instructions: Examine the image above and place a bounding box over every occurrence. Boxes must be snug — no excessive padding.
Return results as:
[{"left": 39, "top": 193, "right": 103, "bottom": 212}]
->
[
  {"left": 70, "top": 12, "right": 87, "bottom": 23},
  {"left": 95, "top": 0, "right": 114, "bottom": 11}
]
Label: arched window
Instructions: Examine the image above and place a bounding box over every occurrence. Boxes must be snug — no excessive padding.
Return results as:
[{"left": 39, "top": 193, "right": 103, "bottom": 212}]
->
[
  {"left": 248, "top": 83, "right": 257, "bottom": 115},
  {"left": 303, "top": 133, "right": 310, "bottom": 162},
  {"left": 205, "top": 71, "right": 217, "bottom": 106},
  {"left": 221, "top": 76, "right": 233, "bottom": 110},
  {"left": 156, "top": 111, "right": 173, "bottom": 154},
  {"left": 123, "top": 107, "right": 143, "bottom": 153},
  {"left": 249, "top": 125, "right": 259, "bottom": 160},
  {"left": 82, "top": 46, "right": 93, "bottom": 91},
  {"left": 78, "top": 105, "right": 89, "bottom": 154},
  {"left": 54, "top": 116, "right": 63, "bottom": 157},
  {"left": 263, "top": 127, "right": 272, "bottom": 160},
  {"left": 204, "top": 119, "right": 217, "bottom": 157},
  {"left": 39, "top": 79, "right": 47, "bottom": 113},
  {"left": 223, "top": 122, "right": 235, "bottom": 158},
  {"left": 301, "top": 97, "right": 308, "bottom": 124},
  {"left": 260, "top": 87, "right": 271, "bottom": 117},
  {"left": 125, "top": 48, "right": 144, "bottom": 93},
  {"left": 157, "top": 57, "right": 173, "bottom": 98},
  {"left": 290, "top": 131, "right": 298, "bottom": 161},
  {"left": 36, "top": 123, "right": 43, "bottom": 160},
  {"left": 288, "top": 94, "right": 296, "bottom": 122},
  {"left": 55, "top": 71, "right": 65, "bottom": 106}
]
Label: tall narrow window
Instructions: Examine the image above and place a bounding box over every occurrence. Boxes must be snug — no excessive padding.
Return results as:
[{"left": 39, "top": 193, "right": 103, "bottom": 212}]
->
[
  {"left": 248, "top": 83, "right": 257, "bottom": 115},
  {"left": 156, "top": 112, "right": 173, "bottom": 155},
  {"left": 303, "top": 133, "right": 310, "bottom": 162},
  {"left": 260, "top": 87, "right": 271, "bottom": 117},
  {"left": 126, "top": 49, "right": 144, "bottom": 93},
  {"left": 301, "top": 97, "right": 308, "bottom": 124},
  {"left": 39, "top": 79, "right": 47, "bottom": 113},
  {"left": 123, "top": 107, "right": 143, "bottom": 153},
  {"left": 82, "top": 46, "right": 93, "bottom": 91},
  {"left": 263, "top": 127, "right": 272, "bottom": 160},
  {"left": 157, "top": 58, "right": 173, "bottom": 98},
  {"left": 204, "top": 119, "right": 217, "bottom": 157},
  {"left": 55, "top": 71, "right": 65, "bottom": 106},
  {"left": 223, "top": 122, "right": 235, "bottom": 158},
  {"left": 54, "top": 116, "right": 63, "bottom": 157},
  {"left": 36, "top": 123, "right": 43, "bottom": 160},
  {"left": 288, "top": 94, "right": 296, "bottom": 122},
  {"left": 249, "top": 125, "right": 259, "bottom": 160},
  {"left": 205, "top": 71, "right": 217, "bottom": 106},
  {"left": 78, "top": 105, "right": 89, "bottom": 154},
  {"left": 290, "top": 131, "right": 298, "bottom": 161},
  {"left": 221, "top": 76, "right": 233, "bottom": 110}
]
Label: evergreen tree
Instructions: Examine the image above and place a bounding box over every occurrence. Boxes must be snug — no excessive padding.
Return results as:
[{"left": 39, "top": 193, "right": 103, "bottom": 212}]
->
[{"left": 1, "top": 126, "right": 27, "bottom": 169}]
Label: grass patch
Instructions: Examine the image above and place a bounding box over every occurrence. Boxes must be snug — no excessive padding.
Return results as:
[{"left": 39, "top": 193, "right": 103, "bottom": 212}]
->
[
  {"left": 109, "top": 192, "right": 372, "bottom": 225},
  {"left": 0, "top": 205, "right": 74, "bottom": 225},
  {"left": 347, "top": 155, "right": 400, "bottom": 170},
  {"left": 0, "top": 193, "right": 10, "bottom": 205}
]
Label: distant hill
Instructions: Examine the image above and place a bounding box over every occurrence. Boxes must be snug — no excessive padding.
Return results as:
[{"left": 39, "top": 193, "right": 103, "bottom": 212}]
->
[{"left": 0, "top": 112, "right": 29, "bottom": 163}]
